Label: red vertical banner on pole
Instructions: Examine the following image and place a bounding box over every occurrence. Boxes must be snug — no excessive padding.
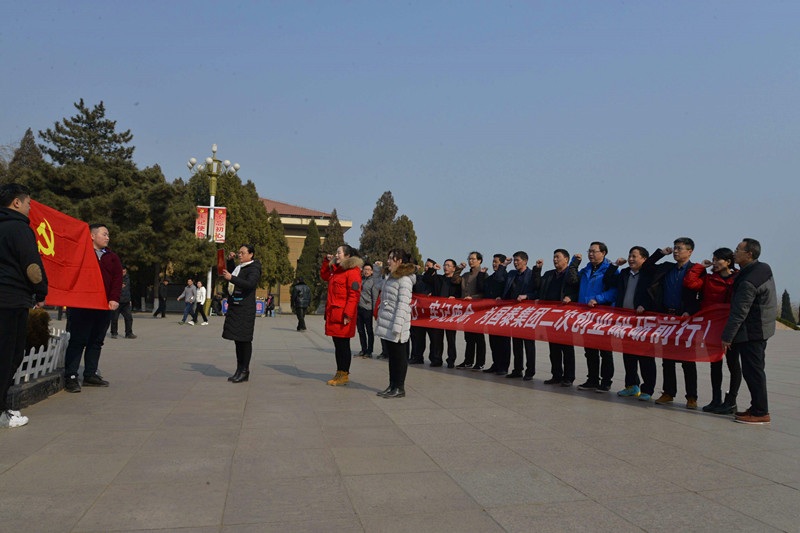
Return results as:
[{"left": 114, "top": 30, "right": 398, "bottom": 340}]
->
[
  {"left": 195, "top": 207, "right": 209, "bottom": 239},
  {"left": 213, "top": 207, "right": 226, "bottom": 243}
]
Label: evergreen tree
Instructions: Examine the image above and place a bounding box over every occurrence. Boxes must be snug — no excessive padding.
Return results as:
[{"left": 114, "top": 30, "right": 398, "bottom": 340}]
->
[
  {"left": 395, "top": 214, "right": 422, "bottom": 265},
  {"left": 262, "top": 209, "right": 295, "bottom": 292},
  {"left": 359, "top": 191, "right": 399, "bottom": 264},
  {"left": 780, "top": 290, "right": 795, "bottom": 322},
  {"left": 321, "top": 208, "right": 346, "bottom": 255},
  {"left": 10, "top": 128, "right": 44, "bottom": 169},
  {"left": 39, "top": 98, "right": 134, "bottom": 165},
  {"left": 294, "top": 219, "right": 324, "bottom": 309}
]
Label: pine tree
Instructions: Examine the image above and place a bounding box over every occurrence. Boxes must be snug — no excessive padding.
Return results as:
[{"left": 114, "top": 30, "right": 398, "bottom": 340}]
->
[
  {"left": 39, "top": 99, "right": 134, "bottom": 165},
  {"left": 359, "top": 191, "right": 399, "bottom": 264},
  {"left": 10, "top": 128, "right": 44, "bottom": 169},
  {"left": 321, "top": 208, "right": 346, "bottom": 255},
  {"left": 780, "top": 290, "right": 795, "bottom": 322},
  {"left": 395, "top": 214, "right": 422, "bottom": 265},
  {"left": 262, "top": 209, "right": 295, "bottom": 292},
  {"left": 295, "top": 220, "right": 324, "bottom": 309}
]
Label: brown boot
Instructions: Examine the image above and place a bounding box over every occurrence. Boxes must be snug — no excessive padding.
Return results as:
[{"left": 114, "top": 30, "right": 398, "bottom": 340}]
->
[
  {"left": 327, "top": 371, "right": 342, "bottom": 386},
  {"left": 331, "top": 371, "right": 349, "bottom": 386}
]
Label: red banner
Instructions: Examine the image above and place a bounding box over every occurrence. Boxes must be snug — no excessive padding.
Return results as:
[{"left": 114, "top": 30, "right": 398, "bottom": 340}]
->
[
  {"left": 28, "top": 200, "right": 108, "bottom": 310},
  {"left": 195, "top": 207, "right": 209, "bottom": 239},
  {"left": 213, "top": 207, "right": 226, "bottom": 243},
  {"left": 411, "top": 295, "right": 727, "bottom": 363}
]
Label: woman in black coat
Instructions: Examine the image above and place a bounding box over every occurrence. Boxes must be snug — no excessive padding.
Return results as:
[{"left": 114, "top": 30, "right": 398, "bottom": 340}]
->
[{"left": 222, "top": 244, "right": 262, "bottom": 383}]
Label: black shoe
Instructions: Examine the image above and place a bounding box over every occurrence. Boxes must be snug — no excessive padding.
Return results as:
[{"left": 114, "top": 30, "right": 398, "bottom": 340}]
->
[
  {"left": 355, "top": 351, "right": 365, "bottom": 357},
  {"left": 376, "top": 355, "right": 389, "bottom": 360},
  {"left": 506, "top": 371, "right": 523, "bottom": 378},
  {"left": 711, "top": 394, "right": 737, "bottom": 415},
  {"left": 408, "top": 359, "right": 424, "bottom": 364},
  {"left": 577, "top": 381, "right": 598, "bottom": 391},
  {"left": 523, "top": 375, "right": 534, "bottom": 381},
  {"left": 383, "top": 387, "right": 405, "bottom": 398},
  {"left": 471, "top": 365, "right": 484, "bottom": 371},
  {"left": 595, "top": 383, "right": 611, "bottom": 392},
  {"left": 231, "top": 371, "right": 249, "bottom": 383},
  {"left": 125, "top": 334, "right": 137, "bottom": 339},
  {"left": 544, "top": 377, "right": 561, "bottom": 385},
  {"left": 482, "top": 366, "right": 496, "bottom": 373},
  {"left": 376, "top": 385, "right": 394, "bottom": 397},
  {"left": 446, "top": 363, "right": 455, "bottom": 369},
  {"left": 110, "top": 334, "right": 118, "bottom": 339},
  {"left": 494, "top": 370, "right": 507, "bottom": 375},
  {"left": 702, "top": 399, "right": 723, "bottom": 412},
  {"left": 83, "top": 374, "right": 109, "bottom": 387},
  {"left": 455, "top": 362, "right": 472, "bottom": 369},
  {"left": 228, "top": 369, "right": 242, "bottom": 382},
  {"left": 561, "top": 380, "right": 573, "bottom": 387},
  {"left": 430, "top": 362, "right": 443, "bottom": 367},
  {"left": 65, "top": 376, "right": 81, "bottom": 393}
]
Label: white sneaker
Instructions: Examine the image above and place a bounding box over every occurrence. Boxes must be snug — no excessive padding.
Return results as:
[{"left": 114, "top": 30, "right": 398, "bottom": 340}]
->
[
  {"left": 187, "top": 321, "right": 195, "bottom": 325},
  {"left": 1, "top": 410, "right": 29, "bottom": 428},
  {"left": 201, "top": 322, "right": 208, "bottom": 326}
]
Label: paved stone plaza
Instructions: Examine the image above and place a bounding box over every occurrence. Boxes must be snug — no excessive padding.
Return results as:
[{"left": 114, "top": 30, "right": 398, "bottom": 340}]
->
[{"left": 1, "top": 313, "right": 799, "bottom": 532}]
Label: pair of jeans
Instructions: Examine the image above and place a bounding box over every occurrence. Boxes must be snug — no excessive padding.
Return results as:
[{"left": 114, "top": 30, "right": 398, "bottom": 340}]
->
[{"left": 181, "top": 302, "right": 195, "bottom": 322}]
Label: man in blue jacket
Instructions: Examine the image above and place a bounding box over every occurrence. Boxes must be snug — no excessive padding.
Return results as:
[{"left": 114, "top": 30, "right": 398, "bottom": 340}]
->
[{"left": 576, "top": 242, "right": 618, "bottom": 392}]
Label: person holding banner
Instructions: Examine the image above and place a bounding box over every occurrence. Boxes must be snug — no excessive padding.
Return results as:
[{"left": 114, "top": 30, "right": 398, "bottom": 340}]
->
[
  {"left": 641, "top": 238, "right": 700, "bottom": 409},
  {"left": 0, "top": 184, "right": 48, "bottom": 428},
  {"left": 502, "top": 251, "right": 541, "bottom": 380},
  {"left": 604, "top": 246, "right": 657, "bottom": 400},
  {"left": 321, "top": 245, "right": 363, "bottom": 386},
  {"left": 483, "top": 254, "right": 510, "bottom": 375},
  {"left": 423, "top": 259, "right": 463, "bottom": 367},
  {"left": 457, "top": 252, "right": 488, "bottom": 370},
  {"left": 537, "top": 249, "right": 580, "bottom": 387},
  {"left": 374, "top": 248, "right": 416, "bottom": 398},
  {"left": 576, "top": 242, "right": 618, "bottom": 392},
  {"left": 64, "top": 224, "right": 123, "bottom": 393},
  {"left": 222, "top": 245, "right": 262, "bottom": 383}
]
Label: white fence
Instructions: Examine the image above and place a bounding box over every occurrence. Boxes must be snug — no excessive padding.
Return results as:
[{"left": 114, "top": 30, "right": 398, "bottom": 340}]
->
[{"left": 13, "top": 328, "right": 71, "bottom": 385}]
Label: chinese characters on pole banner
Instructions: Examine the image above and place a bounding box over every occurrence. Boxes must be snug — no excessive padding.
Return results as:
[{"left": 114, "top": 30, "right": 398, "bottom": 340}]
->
[
  {"left": 410, "top": 295, "right": 728, "bottom": 363},
  {"left": 195, "top": 207, "right": 209, "bottom": 239},
  {"left": 213, "top": 207, "right": 226, "bottom": 243}
]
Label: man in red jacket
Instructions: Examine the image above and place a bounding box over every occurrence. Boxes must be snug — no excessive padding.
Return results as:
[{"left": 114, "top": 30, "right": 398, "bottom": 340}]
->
[{"left": 64, "top": 224, "right": 123, "bottom": 393}]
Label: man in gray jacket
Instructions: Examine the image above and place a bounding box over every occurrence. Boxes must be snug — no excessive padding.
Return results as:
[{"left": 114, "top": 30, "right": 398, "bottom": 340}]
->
[
  {"left": 356, "top": 263, "right": 381, "bottom": 357},
  {"left": 722, "top": 238, "right": 777, "bottom": 425},
  {"left": 177, "top": 279, "right": 197, "bottom": 325}
]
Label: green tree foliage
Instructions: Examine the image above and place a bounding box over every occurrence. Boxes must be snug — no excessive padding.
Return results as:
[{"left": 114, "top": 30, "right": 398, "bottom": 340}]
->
[
  {"left": 780, "top": 290, "right": 795, "bottom": 322},
  {"left": 359, "top": 191, "right": 421, "bottom": 264},
  {"left": 263, "top": 209, "right": 295, "bottom": 291},
  {"left": 321, "top": 208, "right": 346, "bottom": 255},
  {"left": 295, "top": 219, "right": 323, "bottom": 307},
  {"left": 10, "top": 128, "right": 44, "bottom": 170},
  {"left": 38, "top": 98, "right": 134, "bottom": 165}
]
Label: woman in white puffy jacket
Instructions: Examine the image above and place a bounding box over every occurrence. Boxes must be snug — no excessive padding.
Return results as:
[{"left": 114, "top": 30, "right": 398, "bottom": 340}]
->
[{"left": 374, "top": 248, "right": 417, "bottom": 398}]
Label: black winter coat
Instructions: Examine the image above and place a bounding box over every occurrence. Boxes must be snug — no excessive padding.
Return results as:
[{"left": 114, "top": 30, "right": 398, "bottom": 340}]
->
[
  {"left": 0, "top": 207, "right": 48, "bottom": 308},
  {"left": 222, "top": 258, "right": 262, "bottom": 342}
]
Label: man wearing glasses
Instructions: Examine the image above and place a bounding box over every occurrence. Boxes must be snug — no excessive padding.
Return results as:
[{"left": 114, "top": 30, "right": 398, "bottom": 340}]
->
[{"left": 722, "top": 238, "right": 776, "bottom": 425}]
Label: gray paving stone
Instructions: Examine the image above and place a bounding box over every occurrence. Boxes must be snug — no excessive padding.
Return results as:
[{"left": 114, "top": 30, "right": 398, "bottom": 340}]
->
[
  {"left": 331, "top": 445, "right": 439, "bottom": 475},
  {"left": 360, "top": 509, "right": 506, "bottom": 532},
  {"left": 449, "top": 467, "right": 588, "bottom": 507},
  {"left": 700, "top": 483, "right": 800, "bottom": 532},
  {"left": 487, "top": 500, "right": 644, "bottom": 533}
]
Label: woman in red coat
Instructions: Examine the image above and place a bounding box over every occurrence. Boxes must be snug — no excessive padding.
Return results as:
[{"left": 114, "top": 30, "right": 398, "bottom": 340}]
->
[
  {"left": 683, "top": 247, "right": 740, "bottom": 414},
  {"left": 321, "top": 245, "right": 363, "bottom": 386}
]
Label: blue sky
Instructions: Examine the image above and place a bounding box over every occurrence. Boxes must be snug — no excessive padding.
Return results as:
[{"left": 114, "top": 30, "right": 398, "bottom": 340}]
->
[{"left": 2, "top": 1, "right": 799, "bottom": 302}]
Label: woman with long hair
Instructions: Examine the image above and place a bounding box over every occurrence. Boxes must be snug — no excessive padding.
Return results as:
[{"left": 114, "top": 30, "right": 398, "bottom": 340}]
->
[
  {"left": 374, "top": 249, "right": 416, "bottom": 398},
  {"left": 222, "top": 244, "right": 262, "bottom": 383},
  {"left": 684, "top": 247, "right": 740, "bottom": 413},
  {"left": 321, "top": 244, "right": 363, "bottom": 386}
]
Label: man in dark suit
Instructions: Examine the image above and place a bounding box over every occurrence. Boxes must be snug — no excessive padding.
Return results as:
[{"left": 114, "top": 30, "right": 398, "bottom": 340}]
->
[
  {"left": 501, "top": 251, "right": 541, "bottom": 380},
  {"left": 537, "top": 249, "right": 580, "bottom": 386}
]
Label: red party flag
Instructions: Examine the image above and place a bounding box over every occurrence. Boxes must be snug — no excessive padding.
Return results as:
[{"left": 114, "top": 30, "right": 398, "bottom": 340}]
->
[{"left": 28, "top": 200, "right": 108, "bottom": 310}]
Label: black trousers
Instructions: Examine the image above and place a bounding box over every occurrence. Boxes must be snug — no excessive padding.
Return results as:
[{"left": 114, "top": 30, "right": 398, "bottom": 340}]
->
[
  {"left": 548, "top": 342, "right": 575, "bottom": 382},
  {"left": 295, "top": 307, "right": 307, "bottom": 330},
  {"left": 409, "top": 325, "right": 429, "bottom": 362},
  {"left": 737, "top": 340, "right": 769, "bottom": 416},
  {"left": 356, "top": 307, "right": 374, "bottom": 354},
  {"left": 512, "top": 337, "right": 535, "bottom": 376},
  {"left": 111, "top": 301, "right": 133, "bottom": 336},
  {"left": 153, "top": 298, "right": 167, "bottom": 317},
  {"left": 386, "top": 340, "right": 409, "bottom": 388},
  {"left": 623, "top": 353, "right": 657, "bottom": 395},
  {"left": 662, "top": 359, "right": 697, "bottom": 399},
  {"left": 489, "top": 335, "right": 511, "bottom": 372},
  {"left": 463, "top": 332, "right": 486, "bottom": 366},
  {"left": 193, "top": 302, "right": 208, "bottom": 323},
  {"left": 429, "top": 328, "right": 457, "bottom": 365},
  {"left": 709, "top": 347, "right": 742, "bottom": 398},
  {"left": 0, "top": 308, "right": 28, "bottom": 411},
  {"left": 332, "top": 336, "right": 352, "bottom": 372},
  {"left": 64, "top": 308, "right": 112, "bottom": 378},
  {"left": 235, "top": 341, "right": 252, "bottom": 372},
  {"left": 584, "top": 348, "right": 614, "bottom": 387}
]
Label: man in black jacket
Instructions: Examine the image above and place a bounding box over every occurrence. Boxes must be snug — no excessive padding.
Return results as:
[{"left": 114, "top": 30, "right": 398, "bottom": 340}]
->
[
  {"left": 640, "top": 238, "right": 701, "bottom": 409},
  {"left": 604, "top": 246, "right": 657, "bottom": 400},
  {"left": 153, "top": 279, "right": 168, "bottom": 318},
  {"left": 291, "top": 278, "right": 311, "bottom": 331},
  {"left": 423, "top": 259, "right": 462, "bottom": 367},
  {"left": 722, "top": 238, "right": 777, "bottom": 425},
  {"left": 0, "top": 184, "right": 48, "bottom": 428},
  {"left": 537, "top": 249, "right": 580, "bottom": 386},
  {"left": 483, "top": 254, "right": 509, "bottom": 374},
  {"left": 111, "top": 265, "right": 136, "bottom": 339},
  {"left": 409, "top": 259, "right": 434, "bottom": 364},
  {"left": 502, "top": 251, "right": 541, "bottom": 380}
]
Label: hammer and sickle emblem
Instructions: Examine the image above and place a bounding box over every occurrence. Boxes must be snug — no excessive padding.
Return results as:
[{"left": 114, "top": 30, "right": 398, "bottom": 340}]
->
[{"left": 36, "top": 219, "right": 56, "bottom": 256}]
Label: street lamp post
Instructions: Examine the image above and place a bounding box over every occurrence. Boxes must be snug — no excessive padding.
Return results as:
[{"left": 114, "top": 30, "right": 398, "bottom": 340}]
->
[{"left": 187, "top": 144, "right": 240, "bottom": 305}]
